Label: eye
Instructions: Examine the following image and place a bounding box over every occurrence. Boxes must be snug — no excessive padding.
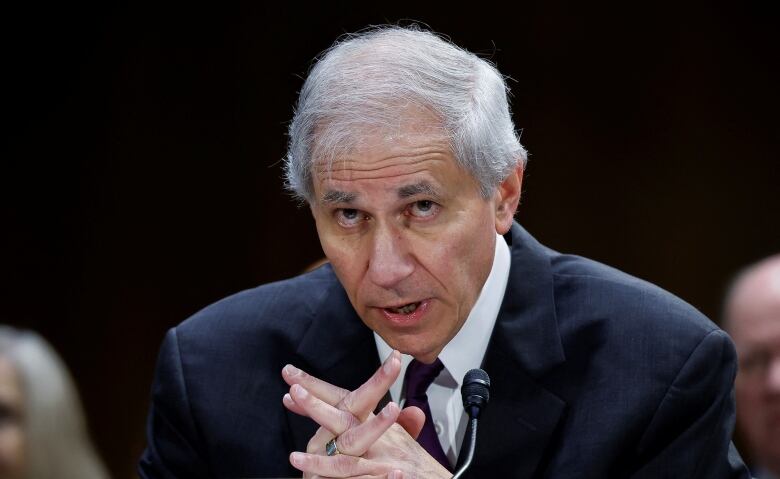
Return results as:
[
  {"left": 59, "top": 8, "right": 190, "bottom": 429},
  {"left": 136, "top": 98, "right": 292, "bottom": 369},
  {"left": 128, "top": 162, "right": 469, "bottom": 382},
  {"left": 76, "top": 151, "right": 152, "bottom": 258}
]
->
[
  {"left": 335, "top": 208, "right": 365, "bottom": 227},
  {"left": 740, "top": 349, "right": 771, "bottom": 375},
  {"left": 408, "top": 200, "right": 439, "bottom": 218}
]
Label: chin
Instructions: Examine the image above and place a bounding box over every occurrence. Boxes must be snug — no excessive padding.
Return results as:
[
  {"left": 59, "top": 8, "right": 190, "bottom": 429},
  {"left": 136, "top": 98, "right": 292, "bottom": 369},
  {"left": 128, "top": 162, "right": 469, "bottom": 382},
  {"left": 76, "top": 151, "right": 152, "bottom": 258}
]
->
[
  {"left": 398, "top": 339, "right": 443, "bottom": 362},
  {"left": 379, "top": 331, "right": 434, "bottom": 358}
]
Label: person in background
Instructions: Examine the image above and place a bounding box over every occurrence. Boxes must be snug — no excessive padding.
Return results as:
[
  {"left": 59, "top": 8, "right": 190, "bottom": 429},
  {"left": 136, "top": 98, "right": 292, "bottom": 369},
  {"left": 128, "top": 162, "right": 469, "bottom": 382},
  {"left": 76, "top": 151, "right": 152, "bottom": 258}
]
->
[
  {"left": 0, "top": 326, "right": 109, "bottom": 479},
  {"left": 724, "top": 254, "right": 780, "bottom": 479}
]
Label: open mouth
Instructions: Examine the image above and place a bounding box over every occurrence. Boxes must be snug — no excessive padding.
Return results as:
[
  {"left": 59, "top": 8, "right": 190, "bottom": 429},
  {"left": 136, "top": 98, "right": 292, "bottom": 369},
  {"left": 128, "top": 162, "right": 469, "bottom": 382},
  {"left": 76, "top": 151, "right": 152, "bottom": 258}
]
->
[
  {"left": 379, "top": 299, "right": 430, "bottom": 325},
  {"left": 386, "top": 302, "right": 421, "bottom": 315}
]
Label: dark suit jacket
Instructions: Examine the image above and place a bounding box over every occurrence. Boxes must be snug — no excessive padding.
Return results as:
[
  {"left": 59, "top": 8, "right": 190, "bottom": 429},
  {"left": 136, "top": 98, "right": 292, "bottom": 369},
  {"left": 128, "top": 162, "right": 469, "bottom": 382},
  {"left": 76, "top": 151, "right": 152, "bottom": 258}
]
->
[{"left": 139, "top": 223, "right": 749, "bottom": 478}]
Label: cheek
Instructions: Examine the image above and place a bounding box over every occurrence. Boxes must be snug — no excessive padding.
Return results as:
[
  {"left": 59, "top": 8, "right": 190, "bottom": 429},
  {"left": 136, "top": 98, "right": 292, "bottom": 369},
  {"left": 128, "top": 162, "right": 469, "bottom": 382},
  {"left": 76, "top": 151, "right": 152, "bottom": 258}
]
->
[
  {"left": 315, "top": 221, "right": 358, "bottom": 270},
  {"left": 736, "top": 377, "right": 759, "bottom": 400},
  {"left": 318, "top": 234, "right": 367, "bottom": 298},
  {"left": 324, "top": 249, "right": 360, "bottom": 291},
  {"left": 736, "top": 380, "right": 765, "bottom": 424},
  {"left": 0, "top": 426, "right": 25, "bottom": 475},
  {"left": 424, "top": 215, "right": 495, "bottom": 297}
]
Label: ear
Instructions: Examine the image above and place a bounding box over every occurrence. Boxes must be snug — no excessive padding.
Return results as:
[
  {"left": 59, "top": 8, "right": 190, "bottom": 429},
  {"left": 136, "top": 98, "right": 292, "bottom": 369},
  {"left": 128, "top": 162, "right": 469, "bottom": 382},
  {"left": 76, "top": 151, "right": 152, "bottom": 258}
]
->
[{"left": 494, "top": 163, "right": 524, "bottom": 235}]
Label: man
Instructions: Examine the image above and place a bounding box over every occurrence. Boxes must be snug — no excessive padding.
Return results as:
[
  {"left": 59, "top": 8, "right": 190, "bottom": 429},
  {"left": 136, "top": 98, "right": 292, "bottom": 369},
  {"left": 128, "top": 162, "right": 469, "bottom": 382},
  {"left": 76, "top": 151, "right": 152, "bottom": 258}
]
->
[
  {"left": 139, "top": 26, "right": 749, "bottom": 477},
  {"left": 724, "top": 255, "right": 780, "bottom": 479}
]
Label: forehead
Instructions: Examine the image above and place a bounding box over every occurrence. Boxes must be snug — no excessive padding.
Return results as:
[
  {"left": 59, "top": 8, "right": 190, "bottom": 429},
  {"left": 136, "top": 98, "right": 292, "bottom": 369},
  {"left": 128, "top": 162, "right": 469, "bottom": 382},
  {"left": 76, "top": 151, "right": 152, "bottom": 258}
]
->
[
  {"left": 312, "top": 120, "right": 471, "bottom": 202},
  {"left": 729, "top": 271, "right": 780, "bottom": 344},
  {"left": 313, "top": 105, "right": 460, "bottom": 177}
]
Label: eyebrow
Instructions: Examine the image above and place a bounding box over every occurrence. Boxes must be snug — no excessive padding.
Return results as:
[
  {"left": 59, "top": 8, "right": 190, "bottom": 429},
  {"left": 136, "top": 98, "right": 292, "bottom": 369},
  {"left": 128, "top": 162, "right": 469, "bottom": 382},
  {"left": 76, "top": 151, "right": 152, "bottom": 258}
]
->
[
  {"left": 321, "top": 190, "right": 357, "bottom": 204},
  {"left": 397, "top": 181, "right": 441, "bottom": 200},
  {"left": 319, "top": 181, "right": 442, "bottom": 205}
]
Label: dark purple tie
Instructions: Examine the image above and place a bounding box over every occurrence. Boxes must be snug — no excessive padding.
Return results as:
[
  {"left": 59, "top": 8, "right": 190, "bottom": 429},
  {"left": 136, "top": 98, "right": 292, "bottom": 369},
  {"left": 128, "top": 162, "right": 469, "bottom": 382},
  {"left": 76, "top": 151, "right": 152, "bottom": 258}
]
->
[{"left": 402, "top": 358, "right": 451, "bottom": 471}]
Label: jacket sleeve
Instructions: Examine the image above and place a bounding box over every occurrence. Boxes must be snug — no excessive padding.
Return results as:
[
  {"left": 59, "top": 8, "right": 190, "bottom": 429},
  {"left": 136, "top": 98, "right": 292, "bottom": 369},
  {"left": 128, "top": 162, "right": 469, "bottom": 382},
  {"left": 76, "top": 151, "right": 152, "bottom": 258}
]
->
[
  {"left": 138, "top": 328, "right": 211, "bottom": 478},
  {"left": 630, "top": 329, "right": 750, "bottom": 478}
]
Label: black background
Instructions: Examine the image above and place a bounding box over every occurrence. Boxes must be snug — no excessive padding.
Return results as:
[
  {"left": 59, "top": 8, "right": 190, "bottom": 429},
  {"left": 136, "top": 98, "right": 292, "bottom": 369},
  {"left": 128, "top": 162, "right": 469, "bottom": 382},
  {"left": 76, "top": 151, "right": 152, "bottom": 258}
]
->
[{"left": 2, "top": 2, "right": 778, "bottom": 477}]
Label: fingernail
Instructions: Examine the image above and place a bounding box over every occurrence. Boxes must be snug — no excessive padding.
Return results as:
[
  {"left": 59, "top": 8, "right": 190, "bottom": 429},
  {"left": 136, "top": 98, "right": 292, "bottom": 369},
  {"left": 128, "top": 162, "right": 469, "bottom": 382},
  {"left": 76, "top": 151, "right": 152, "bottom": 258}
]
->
[
  {"left": 382, "top": 402, "right": 398, "bottom": 418},
  {"left": 290, "top": 451, "right": 304, "bottom": 466},
  {"left": 292, "top": 384, "right": 308, "bottom": 399},
  {"left": 383, "top": 355, "right": 396, "bottom": 374},
  {"left": 284, "top": 364, "right": 301, "bottom": 377},
  {"left": 282, "top": 393, "right": 293, "bottom": 405}
]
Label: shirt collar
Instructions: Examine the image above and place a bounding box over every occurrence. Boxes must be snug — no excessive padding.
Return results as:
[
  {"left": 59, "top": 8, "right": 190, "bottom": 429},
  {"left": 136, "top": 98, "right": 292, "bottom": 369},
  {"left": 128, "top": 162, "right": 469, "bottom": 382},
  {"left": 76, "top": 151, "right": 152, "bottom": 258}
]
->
[{"left": 375, "top": 232, "right": 512, "bottom": 400}]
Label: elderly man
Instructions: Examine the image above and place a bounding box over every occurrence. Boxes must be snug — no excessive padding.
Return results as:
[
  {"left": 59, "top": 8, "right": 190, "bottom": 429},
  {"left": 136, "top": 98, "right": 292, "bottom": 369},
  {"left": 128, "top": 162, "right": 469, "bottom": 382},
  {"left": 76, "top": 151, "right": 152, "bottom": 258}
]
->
[
  {"left": 725, "top": 255, "right": 780, "bottom": 479},
  {"left": 139, "top": 27, "right": 748, "bottom": 478}
]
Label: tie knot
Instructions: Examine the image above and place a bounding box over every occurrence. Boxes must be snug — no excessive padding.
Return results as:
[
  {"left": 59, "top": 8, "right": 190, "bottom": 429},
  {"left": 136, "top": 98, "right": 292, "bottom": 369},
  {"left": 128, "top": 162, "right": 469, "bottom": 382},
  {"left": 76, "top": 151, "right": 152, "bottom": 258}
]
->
[{"left": 404, "top": 358, "right": 444, "bottom": 399}]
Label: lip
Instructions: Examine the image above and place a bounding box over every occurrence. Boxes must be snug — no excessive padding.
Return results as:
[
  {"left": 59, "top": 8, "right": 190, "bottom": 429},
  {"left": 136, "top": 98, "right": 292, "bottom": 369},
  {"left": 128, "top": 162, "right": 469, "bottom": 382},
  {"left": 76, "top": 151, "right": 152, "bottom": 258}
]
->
[{"left": 377, "top": 299, "right": 431, "bottom": 327}]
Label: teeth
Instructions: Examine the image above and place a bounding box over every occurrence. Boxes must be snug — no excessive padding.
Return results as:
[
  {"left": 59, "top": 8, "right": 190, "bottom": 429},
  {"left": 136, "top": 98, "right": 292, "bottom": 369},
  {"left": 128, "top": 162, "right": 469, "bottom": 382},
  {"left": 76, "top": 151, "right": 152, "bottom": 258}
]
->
[{"left": 390, "top": 302, "right": 419, "bottom": 314}]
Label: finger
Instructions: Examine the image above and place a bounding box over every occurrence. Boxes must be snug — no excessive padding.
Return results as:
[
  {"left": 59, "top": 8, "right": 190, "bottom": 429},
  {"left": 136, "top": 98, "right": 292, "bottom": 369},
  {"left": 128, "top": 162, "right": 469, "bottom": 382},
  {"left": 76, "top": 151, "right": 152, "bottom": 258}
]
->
[
  {"left": 336, "top": 402, "right": 400, "bottom": 456},
  {"left": 283, "top": 364, "right": 348, "bottom": 406},
  {"left": 306, "top": 425, "right": 334, "bottom": 454},
  {"left": 285, "top": 351, "right": 401, "bottom": 421},
  {"left": 341, "top": 350, "right": 401, "bottom": 421},
  {"left": 397, "top": 406, "right": 425, "bottom": 440},
  {"left": 282, "top": 392, "right": 307, "bottom": 416},
  {"left": 311, "top": 476, "right": 388, "bottom": 479},
  {"left": 316, "top": 476, "right": 394, "bottom": 479},
  {"left": 290, "top": 451, "right": 386, "bottom": 477},
  {"left": 291, "top": 384, "right": 357, "bottom": 436},
  {"left": 388, "top": 471, "right": 404, "bottom": 479}
]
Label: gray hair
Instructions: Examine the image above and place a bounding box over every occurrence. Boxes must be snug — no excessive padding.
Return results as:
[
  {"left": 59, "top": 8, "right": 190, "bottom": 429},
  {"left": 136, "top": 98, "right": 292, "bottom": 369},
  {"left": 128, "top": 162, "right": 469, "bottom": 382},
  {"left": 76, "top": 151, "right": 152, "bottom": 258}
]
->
[
  {"left": 0, "top": 326, "right": 109, "bottom": 479},
  {"left": 284, "top": 25, "right": 528, "bottom": 202}
]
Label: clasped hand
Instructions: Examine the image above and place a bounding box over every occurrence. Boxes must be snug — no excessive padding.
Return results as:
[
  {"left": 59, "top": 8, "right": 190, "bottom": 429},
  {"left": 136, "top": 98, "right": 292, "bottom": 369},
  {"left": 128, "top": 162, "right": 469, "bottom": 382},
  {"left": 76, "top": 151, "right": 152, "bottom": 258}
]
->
[{"left": 281, "top": 350, "right": 453, "bottom": 479}]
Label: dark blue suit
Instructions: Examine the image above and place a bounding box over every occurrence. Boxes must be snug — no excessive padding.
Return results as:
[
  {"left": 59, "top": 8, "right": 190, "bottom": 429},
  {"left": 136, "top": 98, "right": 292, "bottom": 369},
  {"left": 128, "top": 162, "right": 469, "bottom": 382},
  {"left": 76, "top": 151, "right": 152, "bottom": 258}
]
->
[{"left": 139, "top": 223, "right": 749, "bottom": 478}]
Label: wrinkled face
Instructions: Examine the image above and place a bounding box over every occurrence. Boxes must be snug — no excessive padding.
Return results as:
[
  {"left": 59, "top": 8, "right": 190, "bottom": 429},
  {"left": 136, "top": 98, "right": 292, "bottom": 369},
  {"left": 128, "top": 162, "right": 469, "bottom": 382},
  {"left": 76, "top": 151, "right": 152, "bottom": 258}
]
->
[
  {"left": 729, "top": 271, "right": 780, "bottom": 471},
  {"left": 310, "top": 115, "right": 520, "bottom": 364},
  {"left": 0, "top": 358, "right": 25, "bottom": 479}
]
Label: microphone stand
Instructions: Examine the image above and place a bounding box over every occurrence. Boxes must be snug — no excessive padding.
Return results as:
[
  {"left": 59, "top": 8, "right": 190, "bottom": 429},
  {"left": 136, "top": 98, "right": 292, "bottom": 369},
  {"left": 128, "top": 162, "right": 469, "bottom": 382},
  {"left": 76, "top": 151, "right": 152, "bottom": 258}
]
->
[
  {"left": 452, "top": 368, "right": 490, "bottom": 478},
  {"left": 452, "top": 417, "right": 478, "bottom": 478}
]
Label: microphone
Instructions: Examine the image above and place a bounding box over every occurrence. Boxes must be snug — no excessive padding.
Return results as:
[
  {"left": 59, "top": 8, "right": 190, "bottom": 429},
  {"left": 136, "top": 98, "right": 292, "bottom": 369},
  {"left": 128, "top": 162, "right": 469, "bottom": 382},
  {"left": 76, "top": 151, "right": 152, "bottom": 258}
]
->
[{"left": 452, "top": 369, "right": 490, "bottom": 478}]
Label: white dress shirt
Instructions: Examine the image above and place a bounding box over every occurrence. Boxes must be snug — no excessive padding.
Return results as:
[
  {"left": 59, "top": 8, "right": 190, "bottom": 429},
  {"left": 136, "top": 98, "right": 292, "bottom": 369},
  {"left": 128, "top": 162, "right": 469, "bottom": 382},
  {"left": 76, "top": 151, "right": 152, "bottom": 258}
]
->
[{"left": 375, "top": 232, "right": 511, "bottom": 467}]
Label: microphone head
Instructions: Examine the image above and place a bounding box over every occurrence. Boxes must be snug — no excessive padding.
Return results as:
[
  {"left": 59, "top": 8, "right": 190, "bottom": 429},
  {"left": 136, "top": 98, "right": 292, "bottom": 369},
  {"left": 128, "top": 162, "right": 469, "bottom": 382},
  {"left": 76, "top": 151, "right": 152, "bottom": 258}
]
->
[{"left": 461, "top": 369, "right": 491, "bottom": 418}]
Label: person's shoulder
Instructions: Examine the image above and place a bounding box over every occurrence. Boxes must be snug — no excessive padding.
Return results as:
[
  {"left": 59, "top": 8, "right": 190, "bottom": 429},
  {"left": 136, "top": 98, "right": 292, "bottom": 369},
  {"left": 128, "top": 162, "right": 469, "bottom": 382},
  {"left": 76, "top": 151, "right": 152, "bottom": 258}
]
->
[
  {"left": 173, "top": 263, "right": 341, "bottom": 349},
  {"left": 548, "top": 251, "right": 718, "bottom": 344},
  {"left": 544, "top": 250, "right": 737, "bottom": 410}
]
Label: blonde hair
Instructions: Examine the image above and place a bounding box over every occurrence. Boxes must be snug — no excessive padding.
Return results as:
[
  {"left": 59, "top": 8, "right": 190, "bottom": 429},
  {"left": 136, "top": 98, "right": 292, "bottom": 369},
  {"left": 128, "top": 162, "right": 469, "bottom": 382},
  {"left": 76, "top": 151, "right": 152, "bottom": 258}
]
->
[{"left": 0, "top": 326, "right": 109, "bottom": 479}]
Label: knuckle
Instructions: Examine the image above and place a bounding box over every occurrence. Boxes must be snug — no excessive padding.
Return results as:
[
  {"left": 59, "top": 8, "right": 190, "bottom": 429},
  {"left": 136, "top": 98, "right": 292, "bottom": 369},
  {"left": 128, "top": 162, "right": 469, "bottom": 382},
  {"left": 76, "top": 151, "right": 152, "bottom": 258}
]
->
[
  {"left": 306, "top": 427, "right": 328, "bottom": 453},
  {"left": 334, "top": 454, "right": 357, "bottom": 474},
  {"left": 344, "top": 410, "right": 360, "bottom": 429},
  {"left": 336, "top": 411, "right": 350, "bottom": 432},
  {"left": 341, "top": 392, "right": 357, "bottom": 412},
  {"left": 306, "top": 438, "right": 319, "bottom": 453},
  {"left": 337, "top": 431, "right": 354, "bottom": 453}
]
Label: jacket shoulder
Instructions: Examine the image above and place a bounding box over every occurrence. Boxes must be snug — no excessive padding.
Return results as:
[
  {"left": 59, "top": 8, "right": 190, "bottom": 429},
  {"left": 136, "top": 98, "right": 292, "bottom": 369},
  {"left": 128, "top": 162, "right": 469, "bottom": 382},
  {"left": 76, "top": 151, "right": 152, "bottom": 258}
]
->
[
  {"left": 175, "top": 264, "right": 339, "bottom": 344},
  {"left": 549, "top": 252, "right": 718, "bottom": 341}
]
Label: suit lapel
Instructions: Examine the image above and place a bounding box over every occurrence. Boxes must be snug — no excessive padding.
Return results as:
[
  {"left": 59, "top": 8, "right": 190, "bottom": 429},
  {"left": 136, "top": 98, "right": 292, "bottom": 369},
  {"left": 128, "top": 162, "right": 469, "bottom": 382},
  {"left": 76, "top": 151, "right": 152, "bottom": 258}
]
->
[{"left": 465, "top": 224, "right": 568, "bottom": 477}]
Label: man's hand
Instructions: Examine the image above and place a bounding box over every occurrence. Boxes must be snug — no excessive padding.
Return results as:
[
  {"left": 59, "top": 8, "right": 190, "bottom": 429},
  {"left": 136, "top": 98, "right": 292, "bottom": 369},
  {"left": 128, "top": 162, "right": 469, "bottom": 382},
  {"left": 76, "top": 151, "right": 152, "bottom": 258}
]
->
[
  {"left": 282, "top": 351, "right": 425, "bottom": 438},
  {"left": 281, "top": 351, "right": 452, "bottom": 478}
]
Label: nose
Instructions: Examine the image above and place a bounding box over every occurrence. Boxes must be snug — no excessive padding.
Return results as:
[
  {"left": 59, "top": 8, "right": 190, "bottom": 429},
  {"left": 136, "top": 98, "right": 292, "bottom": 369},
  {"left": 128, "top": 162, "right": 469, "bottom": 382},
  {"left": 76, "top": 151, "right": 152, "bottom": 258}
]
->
[{"left": 366, "top": 224, "right": 414, "bottom": 289}]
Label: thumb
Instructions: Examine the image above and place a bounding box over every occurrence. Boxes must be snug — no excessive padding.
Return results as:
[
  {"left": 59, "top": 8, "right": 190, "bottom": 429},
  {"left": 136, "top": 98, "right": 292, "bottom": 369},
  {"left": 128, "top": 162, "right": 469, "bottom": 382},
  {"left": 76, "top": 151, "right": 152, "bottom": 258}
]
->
[{"left": 397, "top": 406, "right": 426, "bottom": 439}]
